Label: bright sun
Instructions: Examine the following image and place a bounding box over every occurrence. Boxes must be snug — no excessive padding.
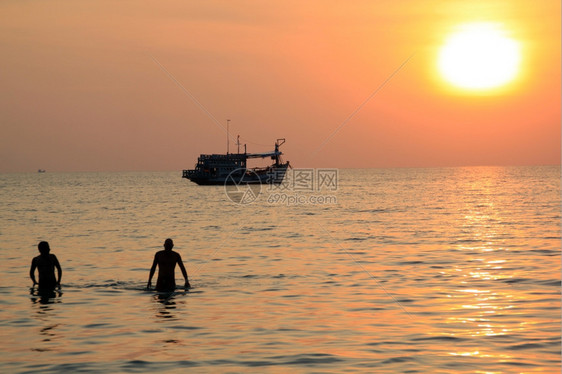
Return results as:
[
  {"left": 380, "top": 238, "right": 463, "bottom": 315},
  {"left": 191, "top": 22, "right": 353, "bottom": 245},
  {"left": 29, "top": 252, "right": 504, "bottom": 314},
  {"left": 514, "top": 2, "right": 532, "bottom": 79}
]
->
[{"left": 438, "top": 23, "right": 521, "bottom": 91}]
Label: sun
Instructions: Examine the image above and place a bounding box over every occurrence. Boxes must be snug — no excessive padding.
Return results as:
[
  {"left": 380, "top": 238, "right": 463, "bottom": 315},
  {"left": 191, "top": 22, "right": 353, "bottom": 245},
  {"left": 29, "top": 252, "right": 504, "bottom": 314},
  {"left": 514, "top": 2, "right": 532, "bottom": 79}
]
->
[{"left": 438, "top": 23, "right": 521, "bottom": 91}]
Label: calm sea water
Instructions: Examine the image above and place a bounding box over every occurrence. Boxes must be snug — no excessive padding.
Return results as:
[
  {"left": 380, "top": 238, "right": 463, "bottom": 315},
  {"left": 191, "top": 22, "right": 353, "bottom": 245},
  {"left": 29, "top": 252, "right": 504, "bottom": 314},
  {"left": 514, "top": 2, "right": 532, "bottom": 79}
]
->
[{"left": 1, "top": 167, "right": 560, "bottom": 373}]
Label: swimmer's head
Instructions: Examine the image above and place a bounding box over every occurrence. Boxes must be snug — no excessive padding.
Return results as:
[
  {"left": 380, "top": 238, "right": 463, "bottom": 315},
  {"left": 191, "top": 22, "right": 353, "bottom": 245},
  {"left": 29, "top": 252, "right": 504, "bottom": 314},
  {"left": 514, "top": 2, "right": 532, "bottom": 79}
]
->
[
  {"left": 164, "top": 238, "right": 174, "bottom": 250},
  {"left": 38, "top": 241, "right": 50, "bottom": 255}
]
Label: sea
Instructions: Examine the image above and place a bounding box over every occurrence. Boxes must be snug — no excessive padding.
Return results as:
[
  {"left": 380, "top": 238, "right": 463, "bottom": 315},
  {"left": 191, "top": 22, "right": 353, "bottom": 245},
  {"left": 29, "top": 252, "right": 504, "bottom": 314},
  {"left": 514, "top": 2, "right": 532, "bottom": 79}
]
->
[{"left": 0, "top": 166, "right": 560, "bottom": 373}]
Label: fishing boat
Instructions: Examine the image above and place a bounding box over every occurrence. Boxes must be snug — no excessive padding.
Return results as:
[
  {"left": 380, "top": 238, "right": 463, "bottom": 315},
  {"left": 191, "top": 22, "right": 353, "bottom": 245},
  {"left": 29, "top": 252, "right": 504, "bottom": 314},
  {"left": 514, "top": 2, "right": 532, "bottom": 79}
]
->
[{"left": 182, "top": 138, "right": 290, "bottom": 185}]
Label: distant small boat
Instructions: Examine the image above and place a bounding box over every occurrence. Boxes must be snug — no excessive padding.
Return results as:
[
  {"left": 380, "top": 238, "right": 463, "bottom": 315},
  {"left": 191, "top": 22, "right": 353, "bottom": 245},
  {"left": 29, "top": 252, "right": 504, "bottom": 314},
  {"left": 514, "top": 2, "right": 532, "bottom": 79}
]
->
[
  {"left": 37, "top": 169, "right": 46, "bottom": 173},
  {"left": 182, "top": 138, "right": 290, "bottom": 186}
]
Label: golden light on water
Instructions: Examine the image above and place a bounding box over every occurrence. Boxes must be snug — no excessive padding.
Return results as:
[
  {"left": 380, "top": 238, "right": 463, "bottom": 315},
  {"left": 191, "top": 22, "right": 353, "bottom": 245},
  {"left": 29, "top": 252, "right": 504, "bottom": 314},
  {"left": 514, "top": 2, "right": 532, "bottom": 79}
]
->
[{"left": 438, "top": 23, "right": 521, "bottom": 91}]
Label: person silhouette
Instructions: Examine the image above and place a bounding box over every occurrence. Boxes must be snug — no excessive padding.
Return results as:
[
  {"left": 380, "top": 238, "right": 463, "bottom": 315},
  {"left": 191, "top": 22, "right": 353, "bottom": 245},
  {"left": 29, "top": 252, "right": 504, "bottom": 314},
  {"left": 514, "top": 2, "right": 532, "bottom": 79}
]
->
[
  {"left": 147, "top": 239, "right": 190, "bottom": 291},
  {"left": 30, "top": 241, "right": 62, "bottom": 290}
]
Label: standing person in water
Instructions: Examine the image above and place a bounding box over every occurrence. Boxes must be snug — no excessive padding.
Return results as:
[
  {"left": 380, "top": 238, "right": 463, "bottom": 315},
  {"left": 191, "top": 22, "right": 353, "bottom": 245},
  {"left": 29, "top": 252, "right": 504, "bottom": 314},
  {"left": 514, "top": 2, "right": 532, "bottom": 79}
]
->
[
  {"left": 147, "top": 238, "right": 190, "bottom": 291},
  {"left": 30, "top": 241, "right": 62, "bottom": 290}
]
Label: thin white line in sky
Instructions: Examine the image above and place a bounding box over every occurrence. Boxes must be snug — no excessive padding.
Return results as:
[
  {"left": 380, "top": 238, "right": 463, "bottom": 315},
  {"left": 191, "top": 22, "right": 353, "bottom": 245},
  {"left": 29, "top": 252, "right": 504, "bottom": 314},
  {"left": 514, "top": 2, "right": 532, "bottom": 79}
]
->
[
  {"left": 310, "top": 53, "right": 415, "bottom": 157},
  {"left": 151, "top": 55, "right": 229, "bottom": 136}
]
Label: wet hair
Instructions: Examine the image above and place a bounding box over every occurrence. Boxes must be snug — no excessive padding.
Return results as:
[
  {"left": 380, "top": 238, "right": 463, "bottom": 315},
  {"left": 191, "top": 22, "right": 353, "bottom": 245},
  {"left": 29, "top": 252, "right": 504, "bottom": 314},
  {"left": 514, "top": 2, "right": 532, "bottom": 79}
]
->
[{"left": 38, "top": 241, "right": 50, "bottom": 255}]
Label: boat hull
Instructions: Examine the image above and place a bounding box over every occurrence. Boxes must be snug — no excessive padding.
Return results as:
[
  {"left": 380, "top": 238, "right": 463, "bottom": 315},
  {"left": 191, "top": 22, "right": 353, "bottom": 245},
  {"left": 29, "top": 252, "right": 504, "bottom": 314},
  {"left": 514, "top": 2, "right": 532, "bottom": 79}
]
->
[{"left": 183, "top": 163, "right": 290, "bottom": 186}]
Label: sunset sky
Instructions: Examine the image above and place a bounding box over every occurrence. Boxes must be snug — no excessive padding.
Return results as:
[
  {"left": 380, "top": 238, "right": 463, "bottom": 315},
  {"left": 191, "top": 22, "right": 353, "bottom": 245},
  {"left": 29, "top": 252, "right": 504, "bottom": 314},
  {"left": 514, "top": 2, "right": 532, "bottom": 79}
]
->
[{"left": 1, "top": 0, "right": 560, "bottom": 172}]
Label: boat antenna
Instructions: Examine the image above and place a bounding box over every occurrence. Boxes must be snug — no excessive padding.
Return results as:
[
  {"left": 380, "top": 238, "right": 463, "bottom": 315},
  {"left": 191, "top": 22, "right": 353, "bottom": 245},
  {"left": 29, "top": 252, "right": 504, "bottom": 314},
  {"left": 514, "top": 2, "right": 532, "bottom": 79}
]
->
[
  {"left": 226, "top": 119, "right": 230, "bottom": 154},
  {"left": 237, "top": 135, "right": 240, "bottom": 154}
]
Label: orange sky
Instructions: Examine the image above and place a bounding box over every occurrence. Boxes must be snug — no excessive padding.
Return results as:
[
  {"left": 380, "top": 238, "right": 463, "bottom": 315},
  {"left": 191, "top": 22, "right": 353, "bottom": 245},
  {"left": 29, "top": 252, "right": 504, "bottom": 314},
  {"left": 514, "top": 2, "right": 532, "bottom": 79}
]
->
[{"left": 0, "top": 0, "right": 560, "bottom": 172}]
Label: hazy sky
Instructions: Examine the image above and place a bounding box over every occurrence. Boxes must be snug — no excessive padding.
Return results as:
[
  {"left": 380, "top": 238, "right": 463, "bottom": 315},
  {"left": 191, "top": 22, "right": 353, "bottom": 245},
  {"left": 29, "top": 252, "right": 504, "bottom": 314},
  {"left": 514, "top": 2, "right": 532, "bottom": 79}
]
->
[{"left": 1, "top": 0, "right": 560, "bottom": 172}]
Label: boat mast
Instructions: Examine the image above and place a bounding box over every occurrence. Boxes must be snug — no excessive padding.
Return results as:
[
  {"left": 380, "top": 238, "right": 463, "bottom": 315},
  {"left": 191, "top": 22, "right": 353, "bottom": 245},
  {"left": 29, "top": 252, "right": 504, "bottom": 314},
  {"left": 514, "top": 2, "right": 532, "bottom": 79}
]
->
[
  {"left": 226, "top": 119, "right": 230, "bottom": 155},
  {"left": 275, "top": 138, "right": 285, "bottom": 167}
]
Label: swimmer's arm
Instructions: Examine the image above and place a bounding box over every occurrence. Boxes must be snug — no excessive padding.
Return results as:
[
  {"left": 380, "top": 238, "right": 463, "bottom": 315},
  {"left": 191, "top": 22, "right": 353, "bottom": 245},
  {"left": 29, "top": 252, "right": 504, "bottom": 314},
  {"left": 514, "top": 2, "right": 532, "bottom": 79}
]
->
[
  {"left": 30, "top": 258, "right": 38, "bottom": 286},
  {"left": 53, "top": 255, "right": 62, "bottom": 286},
  {"left": 177, "top": 253, "right": 190, "bottom": 288},
  {"left": 147, "top": 254, "right": 158, "bottom": 289}
]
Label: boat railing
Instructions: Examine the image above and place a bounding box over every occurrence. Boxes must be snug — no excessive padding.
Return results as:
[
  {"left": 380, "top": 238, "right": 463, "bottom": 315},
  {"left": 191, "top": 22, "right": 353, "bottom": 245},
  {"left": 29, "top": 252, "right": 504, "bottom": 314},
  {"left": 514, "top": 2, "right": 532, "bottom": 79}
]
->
[{"left": 198, "top": 153, "right": 247, "bottom": 161}]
